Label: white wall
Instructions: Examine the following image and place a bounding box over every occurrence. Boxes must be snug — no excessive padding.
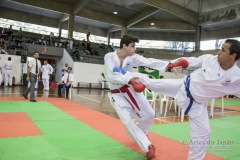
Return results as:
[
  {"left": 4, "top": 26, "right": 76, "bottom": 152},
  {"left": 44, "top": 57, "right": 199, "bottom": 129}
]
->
[
  {"left": 0, "top": 54, "right": 27, "bottom": 85},
  {"left": 72, "top": 61, "right": 185, "bottom": 88},
  {"left": 73, "top": 62, "right": 106, "bottom": 87}
]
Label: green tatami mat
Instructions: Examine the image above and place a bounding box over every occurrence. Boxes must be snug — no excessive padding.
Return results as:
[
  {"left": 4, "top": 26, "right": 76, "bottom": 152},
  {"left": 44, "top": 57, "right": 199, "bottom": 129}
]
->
[
  {"left": 214, "top": 99, "right": 240, "bottom": 109},
  {"left": 150, "top": 116, "right": 240, "bottom": 160},
  {"left": 0, "top": 101, "right": 145, "bottom": 160}
]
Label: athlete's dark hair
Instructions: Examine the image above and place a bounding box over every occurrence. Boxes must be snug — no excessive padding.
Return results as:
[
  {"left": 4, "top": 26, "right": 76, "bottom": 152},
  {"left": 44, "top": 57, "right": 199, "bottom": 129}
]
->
[
  {"left": 225, "top": 39, "right": 240, "bottom": 61},
  {"left": 120, "top": 34, "right": 139, "bottom": 49}
]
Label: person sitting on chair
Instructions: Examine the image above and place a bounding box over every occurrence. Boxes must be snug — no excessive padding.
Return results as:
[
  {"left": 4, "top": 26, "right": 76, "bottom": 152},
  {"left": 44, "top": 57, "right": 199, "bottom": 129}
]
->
[{"left": 57, "top": 67, "right": 74, "bottom": 99}]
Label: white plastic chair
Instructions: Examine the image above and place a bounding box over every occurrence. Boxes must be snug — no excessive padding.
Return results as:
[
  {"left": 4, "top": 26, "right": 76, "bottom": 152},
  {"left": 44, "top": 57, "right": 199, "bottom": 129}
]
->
[
  {"left": 169, "top": 98, "right": 177, "bottom": 114},
  {"left": 144, "top": 88, "right": 156, "bottom": 111},
  {"left": 169, "top": 98, "right": 185, "bottom": 122},
  {"left": 65, "top": 83, "right": 74, "bottom": 100},
  {"left": 178, "top": 107, "right": 185, "bottom": 122},
  {"left": 210, "top": 96, "right": 224, "bottom": 118},
  {"left": 155, "top": 94, "right": 169, "bottom": 117}
]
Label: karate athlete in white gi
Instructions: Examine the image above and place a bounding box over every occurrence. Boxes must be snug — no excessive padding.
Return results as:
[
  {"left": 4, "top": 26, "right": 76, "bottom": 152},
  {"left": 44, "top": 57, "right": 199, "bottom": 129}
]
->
[
  {"left": 4, "top": 57, "right": 13, "bottom": 86},
  {"left": 41, "top": 60, "right": 53, "bottom": 91},
  {"left": 104, "top": 34, "right": 170, "bottom": 160},
  {"left": 99, "top": 73, "right": 107, "bottom": 89},
  {"left": 0, "top": 56, "right": 3, "bottom": 85},
  {"left": 136, "top": 39, "right": 240, "bottom": 160}
]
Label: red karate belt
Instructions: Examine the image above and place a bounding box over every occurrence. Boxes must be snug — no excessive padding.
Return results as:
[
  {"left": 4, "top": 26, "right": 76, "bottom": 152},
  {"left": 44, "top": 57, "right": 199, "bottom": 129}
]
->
[{"left": 110, "top": 85, "right": 140, "bottom": 111}]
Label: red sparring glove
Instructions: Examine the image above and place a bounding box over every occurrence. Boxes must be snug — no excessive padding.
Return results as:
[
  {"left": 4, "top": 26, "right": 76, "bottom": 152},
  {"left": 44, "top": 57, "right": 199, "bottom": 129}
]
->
[
  {"left": 129, "top": 79, "right": 146, "bottom": 93},
  {"left": 167, "top": 58, "right": 189, "bottom": 70}
]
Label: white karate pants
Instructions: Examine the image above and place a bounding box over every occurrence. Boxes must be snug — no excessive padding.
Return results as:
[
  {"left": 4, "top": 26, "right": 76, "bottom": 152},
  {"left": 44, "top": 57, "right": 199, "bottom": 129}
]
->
[
  {"left": 108, "top": 87, "right": 154, "bottom": 152},
  {"left": 4, "top": 70, "right": 12, "bottom": 86},
  {"left": 139, "top": 76, "right": 210, "bottom": 160},
  {"left": 42, "top": 78, "right": 49, "bottom": 90}
]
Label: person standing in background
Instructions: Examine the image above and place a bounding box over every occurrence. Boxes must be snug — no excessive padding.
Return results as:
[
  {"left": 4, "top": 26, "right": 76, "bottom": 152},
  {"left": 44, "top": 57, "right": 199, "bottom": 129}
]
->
[
  {"left": 99, "top": 73, "right": 107, "bottom": 90},
  {"left": 49, "top": 32, "right": 54, "bottom": 46},
  {"left": 0, "top": 56, "right": 3, "bottom": 86},
  {"left": 41, "top": 60, "right": 53, "bottom": 91},
  {"left": 22, "top": 52, "right": 41, "bottom": 102},
  {"left": 4, "top": 57, "right": 13, "bottom": 87},
  {"left": 86, "top": 32, "right": 91, "bottom": 42},
  {"left": 62, "top": 63, "right": 68, "bottom": 76}
]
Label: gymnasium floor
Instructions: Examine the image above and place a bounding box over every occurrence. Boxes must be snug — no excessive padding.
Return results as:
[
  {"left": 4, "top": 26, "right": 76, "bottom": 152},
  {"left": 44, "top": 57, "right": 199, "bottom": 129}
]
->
[{"left": 0, "top": 85, "right": 239, "bottom": 160}]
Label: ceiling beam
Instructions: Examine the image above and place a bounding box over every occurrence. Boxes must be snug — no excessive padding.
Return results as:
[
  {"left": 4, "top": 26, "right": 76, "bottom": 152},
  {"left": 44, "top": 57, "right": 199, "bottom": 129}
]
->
[
  {"left": 59, "top": 0, "right": 90, "bottom": 22},
  {"left": 59, "top": 14, "right": 70, "bottom": 23},
  {"left": 77, "top": 9, "right": 125, "bottom": 26},
  {"left": 201, "top": 26, "right": 240, "bottom": 40},
  {"left": 126, "top": 8, "right": 160, "bottom": 27},
  {"left": 138, "top": 0, "right": 198, "bottom": 25},
  {"left": 108, "top": 26, "right": 121, "bottom": 32},
  {"left": 11, "top": 0, "right": 71, "bottom": 14},
  {"left": 131, "top": 21, "right": 196, "bottom": 31},
  {"left": 199, "top": 3, "right": 240, "bottom": 25},
  {"left": 72, "top": 0, "right": 89, "bottom": 15}
]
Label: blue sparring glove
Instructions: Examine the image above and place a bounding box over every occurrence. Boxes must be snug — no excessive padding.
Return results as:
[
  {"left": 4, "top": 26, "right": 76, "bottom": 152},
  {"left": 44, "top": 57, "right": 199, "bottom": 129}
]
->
[{"left": 113, "top": 67, "right": 126, "bottom": 75}]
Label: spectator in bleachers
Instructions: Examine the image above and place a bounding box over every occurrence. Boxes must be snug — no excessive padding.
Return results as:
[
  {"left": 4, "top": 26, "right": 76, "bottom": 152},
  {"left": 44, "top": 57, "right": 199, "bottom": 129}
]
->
[
  {"left": 14, "top": 42, "right": 23, "bottom": 55},
  {"left": 0, "top": 28, "right": 3, "bottom": 37},
  {"left": 39, "top": 34, "right": 46, "bottom": 45},
  {"left": 86, "top": 41, "right": 94, "bottom": 55},
  {"left": 0, "top": 44, "right": 8, "bottom": 54},
  {"left": 80, "top": 39, "right": 87, "bottom": 50},
  {"left": 0, "top": 28, "right": 7, "bottom": 40},
  {"left": 0, "top": 38, "right": 5, "bottom": 47},
  {"left": 49, "top": 32, "right": 54, "bottom": 46},
  {"left": 6, "top": 25, "right": 13, "bottom": 40},
  {"left": 106, "top": 45, "right": 114, "bottom": 52},
  {"left": 72, "top": 47, "right": 80, "bottom": 60},
  {"left": 99, "top": 43, "right": 106, "bottom": 49},
  {"left": 26, "top": 38, "right": 33, "bottom": 44},
  {"left": 69, "top": 38, "right": 73, "bottom": 49},
  {"left": 16, "top": 27, "right": 23, "bottom": 43},
  {"left": 86, "top": 32, "right": 91, "bottom": 42}
]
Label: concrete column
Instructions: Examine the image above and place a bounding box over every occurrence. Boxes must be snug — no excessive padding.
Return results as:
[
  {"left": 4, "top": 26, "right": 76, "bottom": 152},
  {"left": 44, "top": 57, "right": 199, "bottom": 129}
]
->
[
  {"left": 58, "top": 21, "right": 62, "bottom": 38},
  {"left": 68, "top": 14, "right": 75, "bottom": 39},
  {"left": 107, "top": 32, "right": 111, "bottom": 45},
  {"left": 121, "top": 26, "right": 128, "bottom": 37},
  {"left": 195, "top": 25, "right": 201, "bottom": 51}
]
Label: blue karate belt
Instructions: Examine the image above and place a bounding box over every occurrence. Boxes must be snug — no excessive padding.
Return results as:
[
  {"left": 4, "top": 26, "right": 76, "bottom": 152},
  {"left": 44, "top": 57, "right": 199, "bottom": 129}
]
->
[{"left": 184, "top": 75, "right": 194, "bottom": 115}]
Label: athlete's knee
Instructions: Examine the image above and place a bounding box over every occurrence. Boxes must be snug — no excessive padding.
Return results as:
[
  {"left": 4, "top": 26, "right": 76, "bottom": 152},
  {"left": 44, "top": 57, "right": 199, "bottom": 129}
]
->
[
  {"left": 201, "top": 124, "right": 211, "bottom": 137},
  {"left": 141, "top": 110, "right": 155, "bottom": 122}
]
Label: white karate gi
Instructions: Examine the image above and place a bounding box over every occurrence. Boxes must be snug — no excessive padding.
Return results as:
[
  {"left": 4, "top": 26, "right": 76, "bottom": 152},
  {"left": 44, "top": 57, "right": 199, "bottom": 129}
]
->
[
  {"left": 104, "top": 51, "right": 169, "bottom": 153},
  {"left": 4, "top": 61, "right": 13, "bottom": 86},
  {"left": 99, "top": 75, "right": 107, "bottom": 89},
  {"left": 41, "top": 64, "right": 53, "bottom": 90},
  {"left": 137, "top": 54, "right": 240, "bottom": 160},
  {"left": 0, "top": 61, "right": 3, "bottom": 84}
]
